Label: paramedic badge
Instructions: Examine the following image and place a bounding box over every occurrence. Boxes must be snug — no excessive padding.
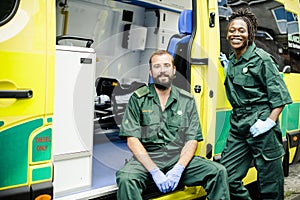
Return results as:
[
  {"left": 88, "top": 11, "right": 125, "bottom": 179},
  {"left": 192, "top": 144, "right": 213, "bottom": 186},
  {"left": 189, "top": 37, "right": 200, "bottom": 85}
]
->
[{"left": 242, "top": 67, "right": 248, "bottom": 74}]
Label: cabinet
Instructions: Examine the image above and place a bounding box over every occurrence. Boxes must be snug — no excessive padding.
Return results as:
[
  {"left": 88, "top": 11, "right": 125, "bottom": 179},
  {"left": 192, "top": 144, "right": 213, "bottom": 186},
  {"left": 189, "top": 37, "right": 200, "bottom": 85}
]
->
[{"left": 53, "top": 45, "right": 95, "bottom": 197}]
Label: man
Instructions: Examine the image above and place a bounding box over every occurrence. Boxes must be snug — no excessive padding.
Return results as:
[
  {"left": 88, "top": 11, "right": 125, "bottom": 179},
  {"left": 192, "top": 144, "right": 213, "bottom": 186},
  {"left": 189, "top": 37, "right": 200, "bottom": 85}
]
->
[
  {"left": 116, "top": 50, "right": 230, "bottom": 200},
  {"left": 219, "top": 8, "right": 292, "bottom": 199}
]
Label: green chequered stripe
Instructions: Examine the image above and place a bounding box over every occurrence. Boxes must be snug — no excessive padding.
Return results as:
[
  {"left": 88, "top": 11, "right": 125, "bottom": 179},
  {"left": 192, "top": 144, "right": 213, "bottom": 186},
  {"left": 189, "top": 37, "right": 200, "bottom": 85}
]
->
[
  {"left": 215, "top": 110, "right": 231, "bottom": 154},
  {"left": 286, "top": 103, "right": 300, "bottom": 131},
  {"left": 32, "top": 166, "right": 52, "bottom": 182},
  {"left": 281, "top": 102, "right": 300, "bottom": 135},
  {"left": 0, "top": 119, "right": 43, "bottom": 188},
  {"left": 47, "top": 117, "right": 52, "bottom": 123}
]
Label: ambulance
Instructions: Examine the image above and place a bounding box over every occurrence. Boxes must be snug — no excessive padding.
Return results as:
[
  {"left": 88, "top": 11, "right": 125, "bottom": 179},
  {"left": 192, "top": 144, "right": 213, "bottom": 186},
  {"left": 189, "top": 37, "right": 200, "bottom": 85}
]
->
[{"left": 1, "top": 0, "right": 299, "bottom": 199}]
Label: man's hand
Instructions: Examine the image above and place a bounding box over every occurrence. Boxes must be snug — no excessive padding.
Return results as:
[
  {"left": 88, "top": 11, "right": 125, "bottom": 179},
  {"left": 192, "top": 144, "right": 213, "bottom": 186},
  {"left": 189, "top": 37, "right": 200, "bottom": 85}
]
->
[
  {"left": 250, "top": 118, "right": 276, "bottom": 137},
  {"left": 149, "top": 168, "right": 170, "bottom": 193},
  {"left": 166, "top": 164, "right": 185, "bottom": 191},
  {"left": 219, "top": 52, "right": 229, "bottom": 75}
]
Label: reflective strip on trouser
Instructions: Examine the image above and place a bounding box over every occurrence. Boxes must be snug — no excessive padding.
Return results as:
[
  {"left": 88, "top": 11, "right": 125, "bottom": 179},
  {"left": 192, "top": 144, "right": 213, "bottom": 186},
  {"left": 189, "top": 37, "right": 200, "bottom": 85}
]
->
[{"left": 116, "top": 156, "right": 230, "bottom": 200}]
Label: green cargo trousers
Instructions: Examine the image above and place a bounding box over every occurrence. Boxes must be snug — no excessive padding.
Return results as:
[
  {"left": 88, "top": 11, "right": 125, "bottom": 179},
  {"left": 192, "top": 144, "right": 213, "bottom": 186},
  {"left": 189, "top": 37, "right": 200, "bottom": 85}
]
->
[
  {"left": 220, "top": 106, "right": 285, "bottom": 200},
  {"left": 116, "top": 156, "right": 230, "bottom": 200}
]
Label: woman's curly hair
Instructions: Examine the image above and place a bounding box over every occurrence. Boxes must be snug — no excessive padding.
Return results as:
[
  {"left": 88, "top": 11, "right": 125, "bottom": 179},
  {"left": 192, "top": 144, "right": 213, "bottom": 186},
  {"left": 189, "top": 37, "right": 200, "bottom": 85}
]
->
[{"left": 229, "top": 8, "right": 258, "bottom": 45}]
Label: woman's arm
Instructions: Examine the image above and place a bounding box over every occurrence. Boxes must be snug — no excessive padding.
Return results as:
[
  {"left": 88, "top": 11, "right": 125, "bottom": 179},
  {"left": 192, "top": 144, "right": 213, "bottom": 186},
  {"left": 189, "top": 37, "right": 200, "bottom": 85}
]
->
[{"left": 269, "top": 106, "right": 284, "bottom": 122}]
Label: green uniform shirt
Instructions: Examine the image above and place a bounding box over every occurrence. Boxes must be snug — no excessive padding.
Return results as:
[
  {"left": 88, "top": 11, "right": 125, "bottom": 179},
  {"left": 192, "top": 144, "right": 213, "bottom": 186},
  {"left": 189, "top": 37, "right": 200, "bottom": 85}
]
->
[
  {"left": 225, "top": 43, "right": 292, "bottom": 109},
  {"left": 120, "top": 84, "right": 202, "bottom": 159}
]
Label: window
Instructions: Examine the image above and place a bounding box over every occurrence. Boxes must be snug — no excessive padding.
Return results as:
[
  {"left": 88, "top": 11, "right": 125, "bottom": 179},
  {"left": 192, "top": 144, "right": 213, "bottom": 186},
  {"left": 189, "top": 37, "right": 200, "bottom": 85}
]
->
[
  {"left": 287, "top": 12, "right": 300, "bottom": 73},
  {"left": 0, "top": 0, "right": 20, "bottom": 26},
  {"left": 273, "top": 7, "right": 287, "bottom": 34},
  {"left": 287, "top": 12, "right": 299, "bottom": 34}
]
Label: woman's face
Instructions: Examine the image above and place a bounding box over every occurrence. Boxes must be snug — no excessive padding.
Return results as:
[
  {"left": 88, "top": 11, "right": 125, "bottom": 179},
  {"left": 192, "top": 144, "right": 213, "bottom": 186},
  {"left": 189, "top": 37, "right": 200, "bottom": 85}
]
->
[{"left": 227, "top": 18, "right": 249, "bottom": 53}]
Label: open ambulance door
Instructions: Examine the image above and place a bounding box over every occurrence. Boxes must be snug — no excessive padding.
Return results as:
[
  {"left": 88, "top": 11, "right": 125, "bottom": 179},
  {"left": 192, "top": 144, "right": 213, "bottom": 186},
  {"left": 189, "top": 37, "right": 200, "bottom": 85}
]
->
[{"left": 0, "top": 0, "right": 55, "bottom": 199}]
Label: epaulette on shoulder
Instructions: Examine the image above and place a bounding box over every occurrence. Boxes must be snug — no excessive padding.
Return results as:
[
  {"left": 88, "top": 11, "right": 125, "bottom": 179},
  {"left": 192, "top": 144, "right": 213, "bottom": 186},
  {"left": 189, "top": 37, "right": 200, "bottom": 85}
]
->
[
  {"left": 255, "top": 48, "right": 271, "bottom": 62},
  {"left": 179, "top": 88, "right": 193, "bottom": 99},
  {"left": 255, "top": 48, "right": 279, "bottom": 68},
  {"left": 134, "top": 85, "right": 150, "bottom": 98}
]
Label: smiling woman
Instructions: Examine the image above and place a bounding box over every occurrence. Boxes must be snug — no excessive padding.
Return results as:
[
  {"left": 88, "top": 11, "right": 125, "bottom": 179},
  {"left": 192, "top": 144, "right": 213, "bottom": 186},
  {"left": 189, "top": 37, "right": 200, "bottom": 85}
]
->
[
  {"left": 220, "top": 7, "right": 293, "bottom": 200},
  {"left": 227, "top": 19, "right": 249, "bottom": 58},
  {"left": 226, "top": 8, "right": 257, "bottom": 59}
]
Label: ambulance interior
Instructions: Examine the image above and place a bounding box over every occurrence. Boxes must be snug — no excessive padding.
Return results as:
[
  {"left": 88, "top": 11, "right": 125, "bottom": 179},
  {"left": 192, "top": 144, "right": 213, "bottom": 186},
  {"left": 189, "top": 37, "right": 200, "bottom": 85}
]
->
[{"left": 53, "top": 0, "right": 194, "bottom": 198}]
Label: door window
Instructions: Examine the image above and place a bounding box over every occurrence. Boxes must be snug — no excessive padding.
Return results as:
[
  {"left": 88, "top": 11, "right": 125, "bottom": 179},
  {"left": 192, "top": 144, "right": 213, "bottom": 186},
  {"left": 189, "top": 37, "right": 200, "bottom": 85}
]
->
[{"left": 0, "top": 0, "right": 20, "bottom": 26}]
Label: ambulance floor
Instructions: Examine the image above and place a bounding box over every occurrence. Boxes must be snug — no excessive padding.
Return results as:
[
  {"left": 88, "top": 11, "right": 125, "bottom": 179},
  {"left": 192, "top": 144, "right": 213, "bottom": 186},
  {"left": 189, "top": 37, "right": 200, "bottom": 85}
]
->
[{"left": 92, "top": 127, "right": 132, "bottom": 189}]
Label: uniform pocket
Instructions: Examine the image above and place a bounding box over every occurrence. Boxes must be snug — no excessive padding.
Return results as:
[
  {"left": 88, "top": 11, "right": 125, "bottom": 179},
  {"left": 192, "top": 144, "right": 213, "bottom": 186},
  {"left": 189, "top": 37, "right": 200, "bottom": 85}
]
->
[
  {"left": 233, "top": 74, "right": 256, "bottom": 87},
  {"left": 262, "top": 148, "right": 284, "bottom": 161},
  {"left": 141, "top": 113, "right": 160, "bottom": 142},
  {"left": 225, "top": 77, "right": 242, "bottom": 106},
  {"left": 261, "top": 130, "right": 285, "bottom": 161},
  {"left": 168, "top": 116, "right": 188, "bottom": 137}
]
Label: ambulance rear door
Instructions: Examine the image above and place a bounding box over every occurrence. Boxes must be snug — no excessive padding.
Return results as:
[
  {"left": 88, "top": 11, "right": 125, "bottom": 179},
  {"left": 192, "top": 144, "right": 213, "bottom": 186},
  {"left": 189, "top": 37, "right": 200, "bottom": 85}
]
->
[{"left": 0, "top": 0, "right": 55, "bottom": 199}]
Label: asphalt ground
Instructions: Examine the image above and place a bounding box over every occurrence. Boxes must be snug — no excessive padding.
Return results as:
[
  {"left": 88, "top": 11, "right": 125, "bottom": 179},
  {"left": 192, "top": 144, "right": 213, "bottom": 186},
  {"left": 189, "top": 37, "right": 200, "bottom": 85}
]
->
[{"left": 284, "top": 161, "right": 300, "bottom": 199}]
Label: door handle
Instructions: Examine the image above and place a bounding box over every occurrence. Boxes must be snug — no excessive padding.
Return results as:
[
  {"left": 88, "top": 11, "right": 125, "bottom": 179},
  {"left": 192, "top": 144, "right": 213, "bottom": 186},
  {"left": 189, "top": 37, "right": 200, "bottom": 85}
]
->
[{"left": 0, "top": 90, "right": 33, "bottom": 98}]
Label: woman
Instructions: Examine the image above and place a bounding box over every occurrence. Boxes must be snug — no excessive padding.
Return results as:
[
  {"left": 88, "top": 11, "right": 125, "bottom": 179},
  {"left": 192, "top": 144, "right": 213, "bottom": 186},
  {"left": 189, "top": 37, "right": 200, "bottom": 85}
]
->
[{"left": 220, "top": 8, "right": 292, "bottom": 200}]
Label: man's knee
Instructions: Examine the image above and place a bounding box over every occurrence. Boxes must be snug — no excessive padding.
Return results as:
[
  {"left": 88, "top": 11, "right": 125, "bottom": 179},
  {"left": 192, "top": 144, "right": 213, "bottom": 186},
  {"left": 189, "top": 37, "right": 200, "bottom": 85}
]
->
[
  {"left": 116, "top": 170, "right": 136, "bottom": 186},
  {"left": 212, "top": 162, "right": 228, "bottom": 178},
  {"left": 117, "top": 170, "right": 148, "bottom": 188}
]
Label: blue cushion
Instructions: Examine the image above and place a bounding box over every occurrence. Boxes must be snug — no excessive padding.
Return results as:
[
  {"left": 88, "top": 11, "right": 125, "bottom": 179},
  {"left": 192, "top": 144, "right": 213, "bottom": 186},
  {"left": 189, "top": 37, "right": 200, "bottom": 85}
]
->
[
  {"left": 178, "top": 10, "right": 192, "bottom": 34},
  {"left": 168, "top": 37, "right": 182, "bottom": 57}
]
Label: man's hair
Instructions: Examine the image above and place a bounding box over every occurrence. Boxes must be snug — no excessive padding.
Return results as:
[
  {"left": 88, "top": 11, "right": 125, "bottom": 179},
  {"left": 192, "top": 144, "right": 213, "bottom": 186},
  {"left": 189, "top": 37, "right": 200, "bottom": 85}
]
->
[
  {"left": 148, "top": 50, "right": 174, "bottom": 68},
  {"left": 229, "top": 8, "right": 258, "bottom": 45}
]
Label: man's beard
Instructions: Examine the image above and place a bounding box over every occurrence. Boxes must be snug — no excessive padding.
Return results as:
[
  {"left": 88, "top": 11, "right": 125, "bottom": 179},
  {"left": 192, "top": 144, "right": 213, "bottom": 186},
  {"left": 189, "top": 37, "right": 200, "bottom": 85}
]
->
[
  {"left": 154, "top": 83, "right": 169, "bottom": 90},
  {"left": 153, "top": 74, "right": 173, "bottom": 90}
]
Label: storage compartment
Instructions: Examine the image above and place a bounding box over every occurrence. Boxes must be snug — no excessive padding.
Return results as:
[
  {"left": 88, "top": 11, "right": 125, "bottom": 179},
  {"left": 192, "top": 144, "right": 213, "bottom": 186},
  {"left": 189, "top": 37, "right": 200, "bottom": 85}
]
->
[{"left": 53, "top": 45, "right": 96, "bottom": 197}]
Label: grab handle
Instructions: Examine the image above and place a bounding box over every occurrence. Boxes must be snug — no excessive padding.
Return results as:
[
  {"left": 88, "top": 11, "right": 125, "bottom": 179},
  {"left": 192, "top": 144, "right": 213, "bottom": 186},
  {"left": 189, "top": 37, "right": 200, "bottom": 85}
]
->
[
  {"left": 0, "top": 90, "right": 33, "bottom": 98},
  {"left": 56, "top": 35, "right": 94, "bottom": 48}
]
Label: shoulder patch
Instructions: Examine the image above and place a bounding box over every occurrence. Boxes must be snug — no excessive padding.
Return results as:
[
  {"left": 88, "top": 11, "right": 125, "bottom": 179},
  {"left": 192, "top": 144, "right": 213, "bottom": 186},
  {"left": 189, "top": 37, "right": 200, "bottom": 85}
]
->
[
  {"left": 134, "top": 85, "right": 150, "bottom": 98},
  {"left": 179, "top": 88, "right": 193, "bottom": 99}
]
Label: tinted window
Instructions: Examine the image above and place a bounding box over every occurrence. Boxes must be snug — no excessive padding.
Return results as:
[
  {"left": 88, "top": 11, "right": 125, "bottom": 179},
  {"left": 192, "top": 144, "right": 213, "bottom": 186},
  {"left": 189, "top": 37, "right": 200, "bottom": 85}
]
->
[
  {"left": 0, "top": 0, "right": 20, "bottom": 26},
  {"left": 287, "top": 12, "right": 300, "bottom": 73}
]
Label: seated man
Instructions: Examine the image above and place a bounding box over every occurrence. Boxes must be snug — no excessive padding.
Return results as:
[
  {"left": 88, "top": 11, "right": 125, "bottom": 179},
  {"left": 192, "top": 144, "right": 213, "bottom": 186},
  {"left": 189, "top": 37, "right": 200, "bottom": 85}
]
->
[{"left": 116, "top": 50, "right": 230, "bottom": 200}]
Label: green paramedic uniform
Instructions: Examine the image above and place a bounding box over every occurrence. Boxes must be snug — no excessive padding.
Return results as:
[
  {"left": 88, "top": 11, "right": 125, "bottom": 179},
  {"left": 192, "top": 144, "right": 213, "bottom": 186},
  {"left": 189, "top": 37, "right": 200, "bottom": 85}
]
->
[
  {"left": 220, "top": 43, "right": 292, "bottom": 200},
  {"left": 116, "top": 84, "right": 230, "bottom": 200}
]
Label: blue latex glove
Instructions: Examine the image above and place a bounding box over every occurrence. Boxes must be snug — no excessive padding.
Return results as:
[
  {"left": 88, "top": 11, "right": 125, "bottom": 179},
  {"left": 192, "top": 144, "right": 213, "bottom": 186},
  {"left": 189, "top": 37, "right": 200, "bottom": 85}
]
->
[
  {"left": 219, "top": 52, "right": 229, "bottom": 75},
  {"left": 166, "top": 164, "right": 185, "bottom": 191},
  {"left": 250, "top": 118, "right": 276, "bottom": 137},
  {"left": 149, "top": 168, "right": 170, "bottom": 193}
]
